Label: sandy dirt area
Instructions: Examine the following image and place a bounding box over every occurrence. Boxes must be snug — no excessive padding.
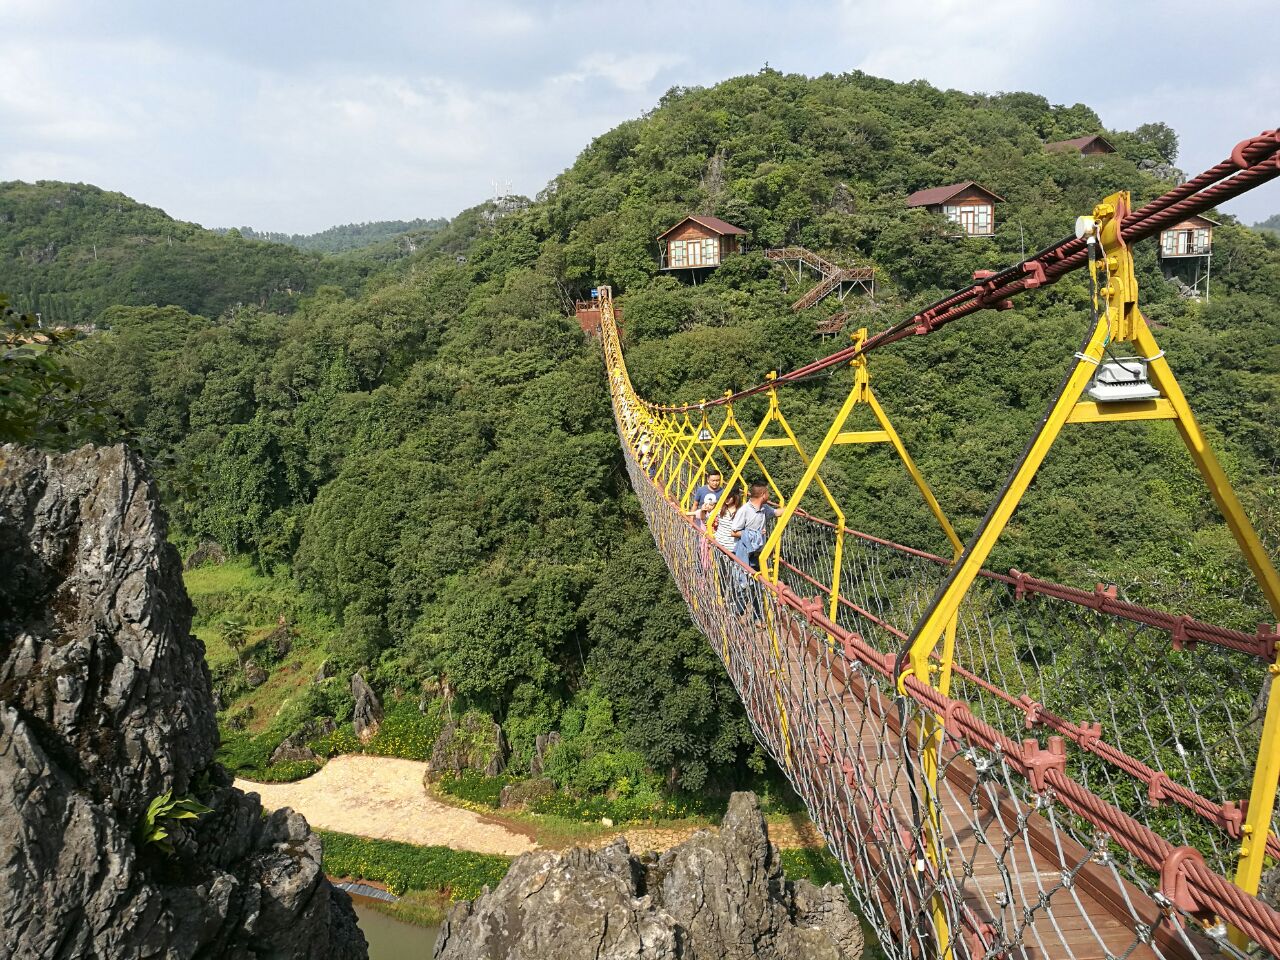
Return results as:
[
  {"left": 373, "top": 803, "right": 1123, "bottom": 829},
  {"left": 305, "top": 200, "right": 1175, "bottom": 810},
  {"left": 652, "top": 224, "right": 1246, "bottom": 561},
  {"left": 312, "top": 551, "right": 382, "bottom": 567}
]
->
[
  {"left": 240, "top": 754, "right": 823, "bottom": 858},
  {"left": 236, "top": 755, "right": 537, "bottom": 856}
]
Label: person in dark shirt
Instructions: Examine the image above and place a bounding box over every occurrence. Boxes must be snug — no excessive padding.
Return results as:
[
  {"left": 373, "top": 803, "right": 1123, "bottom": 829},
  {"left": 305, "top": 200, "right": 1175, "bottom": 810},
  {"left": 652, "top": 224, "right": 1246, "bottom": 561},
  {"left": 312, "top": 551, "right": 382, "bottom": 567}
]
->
[{"left": 691, "top": 471, "right": 724, "bottom": 508}]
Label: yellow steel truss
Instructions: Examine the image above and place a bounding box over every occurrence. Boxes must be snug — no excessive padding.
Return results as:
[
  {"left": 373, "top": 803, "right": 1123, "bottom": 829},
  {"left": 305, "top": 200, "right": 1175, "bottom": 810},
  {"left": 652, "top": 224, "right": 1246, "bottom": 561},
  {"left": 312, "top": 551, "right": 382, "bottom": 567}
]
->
[{"left": 896, "top": 194, "right": 1280, "bottom": 943}]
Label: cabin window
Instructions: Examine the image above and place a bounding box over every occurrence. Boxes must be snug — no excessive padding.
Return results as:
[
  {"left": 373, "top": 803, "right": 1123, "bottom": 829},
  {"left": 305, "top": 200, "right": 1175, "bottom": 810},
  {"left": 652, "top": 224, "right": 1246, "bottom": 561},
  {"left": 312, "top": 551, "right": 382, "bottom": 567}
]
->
[
  {"left": 942, "top": 203, "right": 992, "bottom": 236},
  {"left": 669, "top": 240, "right": 687, "bottom": 267},
  {"left": 703, "top": 238, "right": 718, "bottom": 264},
  {"left": 1161, "top": 228, "right": 1211, "bottom": 257}
]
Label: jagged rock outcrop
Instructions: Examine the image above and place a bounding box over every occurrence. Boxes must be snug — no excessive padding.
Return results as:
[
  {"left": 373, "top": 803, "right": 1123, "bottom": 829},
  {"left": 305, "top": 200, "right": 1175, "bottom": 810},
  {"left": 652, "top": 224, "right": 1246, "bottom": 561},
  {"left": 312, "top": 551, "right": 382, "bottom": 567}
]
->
[
  {"left": 429, "top": 710, "right": 508, "bottom": 777},
  {"left": 266, "top": 622, "right": 293, "bottom": 659},
  {"left": 351, "top": 672, "right": 383, "bottom": 742},
  {"left": 271, "top": 716, "right": 337, "bottom": 765},
  {"left": 1261, "top": 864, "right": 1280, "bottom": 913},
  {"left": 498, "top": 777, "right": 554, "bottom": 810},
  {"left": 0, "top": 444, "right": 367, "bottom": 960},
  {"left": 1138, "top": 157, "right": 1184, "bottom": 183},
  {"left": 528, "top": 730, "right": 561, "bottom": 778},
  {"left": 434, "top": 791, "right": 862, "bottom": 960},
  {"left": 184, "top": 539, "right": 226, "bottom": 570}
]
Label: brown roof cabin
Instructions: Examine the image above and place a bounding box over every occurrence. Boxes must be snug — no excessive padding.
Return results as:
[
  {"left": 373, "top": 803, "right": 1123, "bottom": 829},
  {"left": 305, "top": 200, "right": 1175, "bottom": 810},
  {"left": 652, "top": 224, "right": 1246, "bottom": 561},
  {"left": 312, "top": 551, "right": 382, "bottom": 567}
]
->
[
  {"left": 658, "top": 215, "right": 747, "bottom": 271},
  {"left": 905, "top": 181, "right": 1003, "bottom": 237},
  {"left": 1045, "top": 134, "right": 1116, "bottom": 155},
  {"left": 1159, "top": 213, "right": 1217, "bottom": 258}
]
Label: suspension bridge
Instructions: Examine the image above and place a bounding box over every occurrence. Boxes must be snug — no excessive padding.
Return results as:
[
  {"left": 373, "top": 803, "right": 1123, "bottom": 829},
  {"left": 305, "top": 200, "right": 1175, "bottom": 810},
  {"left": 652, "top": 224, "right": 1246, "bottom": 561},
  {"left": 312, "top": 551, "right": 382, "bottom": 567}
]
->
[{"left": 595, "top": 129, "right": 1280, "bottom": 958}]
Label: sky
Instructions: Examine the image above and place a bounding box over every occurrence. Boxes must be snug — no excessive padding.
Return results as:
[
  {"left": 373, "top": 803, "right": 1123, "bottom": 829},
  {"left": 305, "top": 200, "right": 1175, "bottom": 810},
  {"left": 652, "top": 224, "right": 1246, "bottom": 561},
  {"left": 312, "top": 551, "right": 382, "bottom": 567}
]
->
[{"left": 2, "top": 0, "right": 1276, "bottom": 234}]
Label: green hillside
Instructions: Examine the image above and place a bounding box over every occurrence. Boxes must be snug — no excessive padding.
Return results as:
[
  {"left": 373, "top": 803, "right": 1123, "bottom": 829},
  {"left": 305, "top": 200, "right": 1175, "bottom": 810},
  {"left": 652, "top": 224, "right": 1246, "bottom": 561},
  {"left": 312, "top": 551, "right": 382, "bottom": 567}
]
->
[
  {"left": 0, "top": 181, "right": 383, "bottom": 324},
  {"left": 216, "top": 217, "right": 449, "bottom": 254},
  {"left": 6, "top": 68, "right": 1279, "bottom": 807}
]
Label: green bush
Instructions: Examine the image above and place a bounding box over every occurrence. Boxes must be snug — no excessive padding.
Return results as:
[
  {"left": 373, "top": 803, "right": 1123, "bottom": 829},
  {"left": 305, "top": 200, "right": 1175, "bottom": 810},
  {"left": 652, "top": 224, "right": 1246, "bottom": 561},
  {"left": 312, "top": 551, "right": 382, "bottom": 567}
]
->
[
  {"left": 216, "top": 727, "right": 276, "bottom": 774},
  {"left": 780, "top": 846, "right": 849, "bottom": 893},
  {"left": 363, "top": 695, "right": 444, "bottom": 760},
  {"left": 437, "top": 770, "right": 512, "bottom": 808},
  {"left": 319, "top": 830, "right": 510, "bottom": 899},
  {"left": 312, "top": 723, "right": 361, "bottom": 758},
  {"left": 528, "top": 787, "right": 678, "bottom": 824},
  {"left": 217, "top": 728, "right": 320, "bottom": 782},
  {"left": 247, "top": 759, "right": 320, "bottom": 782}
]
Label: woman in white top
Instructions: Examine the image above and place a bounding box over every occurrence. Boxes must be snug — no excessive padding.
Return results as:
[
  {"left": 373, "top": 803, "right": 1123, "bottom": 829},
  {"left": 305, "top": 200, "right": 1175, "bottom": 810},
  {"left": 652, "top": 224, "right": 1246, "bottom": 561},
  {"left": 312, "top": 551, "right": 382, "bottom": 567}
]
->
[
  {"left": 713, "top": 489, "right": 742, "bottom": 552},
  {"left": 711, "top": 488, "right": 743, "bottom": 602}
]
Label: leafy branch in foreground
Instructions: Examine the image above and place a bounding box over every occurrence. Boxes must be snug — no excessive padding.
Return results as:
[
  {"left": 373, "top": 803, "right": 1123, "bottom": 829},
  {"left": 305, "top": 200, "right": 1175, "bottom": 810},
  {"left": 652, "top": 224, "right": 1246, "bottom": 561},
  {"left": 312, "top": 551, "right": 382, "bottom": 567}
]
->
[{"left": 0, "top": 295, "right": 114, "bottom": 447}]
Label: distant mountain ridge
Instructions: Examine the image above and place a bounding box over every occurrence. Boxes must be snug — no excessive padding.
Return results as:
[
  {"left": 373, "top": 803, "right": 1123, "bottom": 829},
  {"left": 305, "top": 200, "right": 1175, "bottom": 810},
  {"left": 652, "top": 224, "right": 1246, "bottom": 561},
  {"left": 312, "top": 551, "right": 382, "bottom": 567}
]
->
[
  {"left": 0, "top": 181, "right": 388, "bottom": 324},
  {"left": 1254, "top": 213, "right": 1280, "bottom": 235},
  {"left": 214, "top": 217, "right": 449, "bottom": 254}
]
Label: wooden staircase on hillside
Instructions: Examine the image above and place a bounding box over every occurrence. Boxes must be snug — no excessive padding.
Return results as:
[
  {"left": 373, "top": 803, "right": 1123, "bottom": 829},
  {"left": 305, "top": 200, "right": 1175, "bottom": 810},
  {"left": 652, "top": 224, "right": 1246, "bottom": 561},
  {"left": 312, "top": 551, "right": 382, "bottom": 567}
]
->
[
  {"left": 765, "top": 247, "right": 874, "bottom": 312},
  {"left": 814, "top": 310, "right": 849, "bottom": 337}
]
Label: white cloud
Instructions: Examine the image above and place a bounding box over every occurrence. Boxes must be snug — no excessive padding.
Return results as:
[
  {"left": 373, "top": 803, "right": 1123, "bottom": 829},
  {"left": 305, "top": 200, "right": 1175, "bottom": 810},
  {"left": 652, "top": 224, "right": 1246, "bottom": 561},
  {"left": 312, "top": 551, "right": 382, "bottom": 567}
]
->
[
  {"left": 1093, "top": 69, "right": 1280, "bottom": 221},
  {"left": 0, "top": 0, "right": 1275, "bottom": 230},
  {"left": 564, "top": 52, "right": 688, "bottom": 95},
  {"left": 842, "top": 0, "right": 1069, "bottom": 92}
]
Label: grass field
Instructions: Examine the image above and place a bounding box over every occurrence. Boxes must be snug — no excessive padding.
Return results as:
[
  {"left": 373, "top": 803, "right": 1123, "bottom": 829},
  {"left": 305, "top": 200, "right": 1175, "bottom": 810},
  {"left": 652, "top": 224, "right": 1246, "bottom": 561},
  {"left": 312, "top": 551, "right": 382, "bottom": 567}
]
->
[{"left": 184, "top": 557, "right": 264, "bottom": 597}]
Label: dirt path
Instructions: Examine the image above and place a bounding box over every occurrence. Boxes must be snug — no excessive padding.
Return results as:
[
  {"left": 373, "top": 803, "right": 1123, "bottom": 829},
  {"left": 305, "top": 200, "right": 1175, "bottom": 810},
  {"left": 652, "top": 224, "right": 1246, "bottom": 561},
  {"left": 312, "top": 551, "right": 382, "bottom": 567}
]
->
[{"left": 236, "top": 755, "right": 537, "bottom": 856}]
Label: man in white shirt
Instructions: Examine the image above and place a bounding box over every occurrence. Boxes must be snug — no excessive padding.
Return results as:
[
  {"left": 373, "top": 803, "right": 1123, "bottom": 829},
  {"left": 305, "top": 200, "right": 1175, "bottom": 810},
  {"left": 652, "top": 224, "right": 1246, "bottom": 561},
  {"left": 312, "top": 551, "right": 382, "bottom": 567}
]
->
[
  {"left": 730, "top": 481, "right": 781, "bottom": 618},
  {"left": 731, "top": 481, "right": 778, "bottom": 566}
]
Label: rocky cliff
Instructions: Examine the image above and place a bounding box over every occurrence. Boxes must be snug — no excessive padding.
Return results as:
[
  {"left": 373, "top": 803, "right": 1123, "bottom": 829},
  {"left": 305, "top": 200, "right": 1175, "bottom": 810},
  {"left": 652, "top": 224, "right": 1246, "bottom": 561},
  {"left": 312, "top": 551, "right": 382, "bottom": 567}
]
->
[
  {"left": 0, "top": 444, "right": 366, "bottom": 960},
  {"left": 433, "top": 791, "right": 863, "bottom": 960}
]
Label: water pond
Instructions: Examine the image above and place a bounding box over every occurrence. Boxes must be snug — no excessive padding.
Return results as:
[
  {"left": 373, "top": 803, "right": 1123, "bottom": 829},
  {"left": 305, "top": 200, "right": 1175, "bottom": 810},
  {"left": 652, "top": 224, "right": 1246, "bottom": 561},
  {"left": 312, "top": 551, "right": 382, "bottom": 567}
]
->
[{"left": 351, "top": 897, "right": 439, "bottom": 958}]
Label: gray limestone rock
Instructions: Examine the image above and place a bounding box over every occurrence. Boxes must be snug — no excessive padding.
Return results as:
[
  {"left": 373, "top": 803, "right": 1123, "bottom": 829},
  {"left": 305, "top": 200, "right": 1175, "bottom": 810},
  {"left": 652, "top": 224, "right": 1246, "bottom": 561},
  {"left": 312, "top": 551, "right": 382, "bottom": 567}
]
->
[
  {"left": 433, "top": 791, "right": 862, "bottom": 960},
  {"left": 484, "top": 724, "right": 509, "bottom": 777},
  {"left": 184, "top": 539, "right": 226, "bottom": 570},
  {"left": 351, "top": 672, "right": 383, "bottom": 742},
  {"left": 498, "top": 777, "right": 555, "bottom": 810},
  {"left": 0, "top": 444, "right": 366, "bottom": 960},
  {"left": 529, "top": 731, "right": 561, "bottom": 778},
  {"left": 271, "top": 717, "right": 336, "bottom": 765},
  {"left": 429, "top": 710, "right": 507, "bottom": 777},
  {"left": 1137, "top": 157, "right": 1184, "bottom": 182}
]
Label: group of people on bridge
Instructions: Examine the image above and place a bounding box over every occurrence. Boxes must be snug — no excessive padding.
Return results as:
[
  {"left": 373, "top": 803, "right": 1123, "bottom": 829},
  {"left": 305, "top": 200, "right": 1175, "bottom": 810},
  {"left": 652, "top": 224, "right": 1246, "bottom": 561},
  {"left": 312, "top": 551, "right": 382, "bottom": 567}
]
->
[{"left": 633, "top": 411, "right": 781, "bottom": 618}]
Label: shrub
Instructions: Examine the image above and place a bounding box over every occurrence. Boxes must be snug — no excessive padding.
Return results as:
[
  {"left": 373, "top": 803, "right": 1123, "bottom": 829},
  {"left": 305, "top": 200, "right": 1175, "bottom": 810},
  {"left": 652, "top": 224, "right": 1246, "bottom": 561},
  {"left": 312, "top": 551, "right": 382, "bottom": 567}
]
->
[
  {"left": 319, "top": 830, "right": 510, "bottom": 899},
  {"left": 437, "top": 770, "right": 512, "bottom": 808},
  {"left": 527, "top": 787, "right": 673, "bottom": 824},
  {"left": 363, "top": 695, "right": 444, "bottom": 760},
  {"left": 249, "top": 759, "right": 320, "bottom": 782},
  {"left": 312, "top": 723, "right": 361, "bottom": 758},
  {"left": 216, "top": 727, "right": 275, "bottom": 773},
  {"left": 780, "top": 846, "right": 849, "bottom": 893}
]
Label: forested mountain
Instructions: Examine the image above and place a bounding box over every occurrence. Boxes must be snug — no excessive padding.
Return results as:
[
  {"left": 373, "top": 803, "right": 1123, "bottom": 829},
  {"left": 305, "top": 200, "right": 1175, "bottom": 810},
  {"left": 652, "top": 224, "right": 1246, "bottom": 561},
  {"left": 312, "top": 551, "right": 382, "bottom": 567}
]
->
[
  {"left": 0, "top": 182, "right": 382, "bottom": 324},
  {"left": 214, "top": 217, "right": 449, "bottom": 254},
  {"left": 1255, "top": 212, "right": 1280, "bottom": 235},
  {"left": 7, "top": 68, "right": 1279, "bottom": 804}
]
